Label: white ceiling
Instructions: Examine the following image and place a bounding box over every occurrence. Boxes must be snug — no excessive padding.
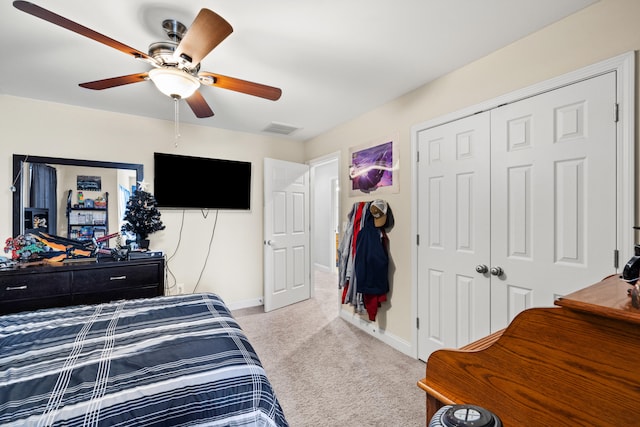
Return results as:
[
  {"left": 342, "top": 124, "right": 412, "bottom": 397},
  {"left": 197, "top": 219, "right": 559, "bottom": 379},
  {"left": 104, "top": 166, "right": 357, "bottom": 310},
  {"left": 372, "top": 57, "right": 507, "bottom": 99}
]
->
[{"left": 1, "top": 0, "right": 598, "bottom": 142}]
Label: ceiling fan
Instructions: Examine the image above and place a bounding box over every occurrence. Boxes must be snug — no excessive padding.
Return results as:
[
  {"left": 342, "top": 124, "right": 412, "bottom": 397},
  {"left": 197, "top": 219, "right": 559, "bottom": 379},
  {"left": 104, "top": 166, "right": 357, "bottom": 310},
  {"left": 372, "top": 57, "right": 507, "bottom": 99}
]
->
[{"left": 13, "top": 1, "right": 282, "bottom": 118}]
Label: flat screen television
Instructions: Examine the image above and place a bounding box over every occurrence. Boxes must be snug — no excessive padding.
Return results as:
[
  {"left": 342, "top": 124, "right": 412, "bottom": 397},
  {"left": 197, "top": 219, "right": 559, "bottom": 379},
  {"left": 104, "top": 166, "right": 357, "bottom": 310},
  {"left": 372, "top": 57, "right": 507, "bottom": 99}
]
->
[{"left": 153, "top": 152, "right": 252, "bottom": 210}]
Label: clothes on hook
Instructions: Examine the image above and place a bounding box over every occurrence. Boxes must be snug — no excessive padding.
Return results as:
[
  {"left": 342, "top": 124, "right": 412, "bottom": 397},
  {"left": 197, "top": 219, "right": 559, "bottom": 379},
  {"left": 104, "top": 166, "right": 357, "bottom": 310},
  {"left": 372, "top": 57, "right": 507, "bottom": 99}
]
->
[{"left": 338, "top": 200, "right": 394, "bottom": 321}]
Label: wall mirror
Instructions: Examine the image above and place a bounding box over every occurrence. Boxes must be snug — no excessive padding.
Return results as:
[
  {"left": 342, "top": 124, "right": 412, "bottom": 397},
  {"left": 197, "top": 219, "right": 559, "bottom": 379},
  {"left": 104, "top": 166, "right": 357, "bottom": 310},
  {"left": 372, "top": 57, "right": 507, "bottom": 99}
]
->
[{"left": 12, "top": 154, "right": 143, "bottom": 239}]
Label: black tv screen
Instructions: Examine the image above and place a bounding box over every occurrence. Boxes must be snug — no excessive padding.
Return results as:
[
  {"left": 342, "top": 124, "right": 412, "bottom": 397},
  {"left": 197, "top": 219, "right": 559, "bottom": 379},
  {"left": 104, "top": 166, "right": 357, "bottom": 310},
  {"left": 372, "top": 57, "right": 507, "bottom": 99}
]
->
[{"left": 153, "top": 152, "right": 252, "bottom": 210}]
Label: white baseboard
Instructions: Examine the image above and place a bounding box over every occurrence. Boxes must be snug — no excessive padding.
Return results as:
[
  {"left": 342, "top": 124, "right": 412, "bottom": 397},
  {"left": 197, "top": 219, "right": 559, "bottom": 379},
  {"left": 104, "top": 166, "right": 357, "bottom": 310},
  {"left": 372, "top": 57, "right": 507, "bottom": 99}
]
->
[
  {"left": 339, "top": 308, "right": 414, "bottom": 358},
  {"left": 225, "top": 298, "right": 263, "bottom": 311},
  {"left": 313, "top": 262, "right": 334, "bottom": 273}
]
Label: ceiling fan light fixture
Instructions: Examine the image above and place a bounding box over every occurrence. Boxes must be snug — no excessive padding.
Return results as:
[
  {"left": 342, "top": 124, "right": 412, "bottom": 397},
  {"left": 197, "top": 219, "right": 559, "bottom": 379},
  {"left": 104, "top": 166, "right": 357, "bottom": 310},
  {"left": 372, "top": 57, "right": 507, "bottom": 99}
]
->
[{"left": 148, "top": 67, "right": 200, "bottom": 99}]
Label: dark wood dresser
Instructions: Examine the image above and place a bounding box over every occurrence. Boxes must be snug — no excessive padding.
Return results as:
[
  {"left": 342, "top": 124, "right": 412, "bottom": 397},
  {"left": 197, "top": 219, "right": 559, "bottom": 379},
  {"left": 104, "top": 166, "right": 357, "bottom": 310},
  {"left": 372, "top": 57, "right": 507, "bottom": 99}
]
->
[
  {"left": 418, "top": 274, "right": 640, "bottom": 426},
  {"left": 0, "top": 257, "right": 165, "bottom": 315}
]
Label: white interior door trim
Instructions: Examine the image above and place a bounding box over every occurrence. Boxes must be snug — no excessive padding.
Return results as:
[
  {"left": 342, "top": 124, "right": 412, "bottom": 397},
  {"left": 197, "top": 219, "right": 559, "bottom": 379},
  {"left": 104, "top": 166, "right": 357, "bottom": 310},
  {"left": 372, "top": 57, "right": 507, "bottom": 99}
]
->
[{"left": 410, "top": 50, "right": 635, "bottom": 359}]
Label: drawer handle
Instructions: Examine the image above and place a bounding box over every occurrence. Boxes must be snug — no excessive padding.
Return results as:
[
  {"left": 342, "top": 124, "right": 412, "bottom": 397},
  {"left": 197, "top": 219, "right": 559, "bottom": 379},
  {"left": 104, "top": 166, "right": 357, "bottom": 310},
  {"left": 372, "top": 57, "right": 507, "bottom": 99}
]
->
[
  {"left": 110, "top": 275, "right": 127, "bottom": 281},
  {"left": 6, "top": 285, "right": 27, "bottom": 291}
]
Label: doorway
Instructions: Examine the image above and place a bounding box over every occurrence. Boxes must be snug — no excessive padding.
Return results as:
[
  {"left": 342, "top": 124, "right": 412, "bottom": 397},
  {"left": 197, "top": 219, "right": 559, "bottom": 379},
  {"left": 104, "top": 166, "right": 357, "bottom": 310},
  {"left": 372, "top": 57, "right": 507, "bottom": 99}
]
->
[{"left": 309, "top": 152, "right": 340, "bottom": 300}]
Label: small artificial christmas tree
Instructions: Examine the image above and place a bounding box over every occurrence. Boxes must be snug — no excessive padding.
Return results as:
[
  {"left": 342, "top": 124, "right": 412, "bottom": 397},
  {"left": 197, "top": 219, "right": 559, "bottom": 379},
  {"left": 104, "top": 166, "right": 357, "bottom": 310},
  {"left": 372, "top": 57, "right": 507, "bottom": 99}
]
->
[{"left": 120, "top": 188, "right": 165, "bottom": 248}]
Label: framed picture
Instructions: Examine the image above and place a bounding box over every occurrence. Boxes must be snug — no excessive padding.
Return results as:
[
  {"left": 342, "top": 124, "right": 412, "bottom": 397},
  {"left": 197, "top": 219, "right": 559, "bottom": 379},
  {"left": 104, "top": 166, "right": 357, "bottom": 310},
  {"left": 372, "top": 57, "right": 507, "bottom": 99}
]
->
[
  {"left": 348, "top": 134, "right": 399, "bottom": 196},
  {"left": 77, "top": 175, "right": 102, "bottom": 191}
]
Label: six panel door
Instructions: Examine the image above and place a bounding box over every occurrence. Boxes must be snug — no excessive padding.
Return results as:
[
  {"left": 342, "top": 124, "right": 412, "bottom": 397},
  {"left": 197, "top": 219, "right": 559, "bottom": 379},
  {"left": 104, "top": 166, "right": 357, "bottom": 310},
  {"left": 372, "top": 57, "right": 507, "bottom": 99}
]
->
[
  {"left": 489, "top": 72, "right": 617, "bottom": 331},
  {"left": 417, "top": 111, "right": 491, "bottom": 362}
]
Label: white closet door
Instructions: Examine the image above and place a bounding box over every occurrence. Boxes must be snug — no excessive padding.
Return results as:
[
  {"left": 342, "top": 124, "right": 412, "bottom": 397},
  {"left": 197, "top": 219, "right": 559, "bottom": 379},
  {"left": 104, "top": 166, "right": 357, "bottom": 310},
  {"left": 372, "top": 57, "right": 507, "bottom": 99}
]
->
[
  {"left": 489, "top": 72, "right": 617, "bottom": 331},
  {"left": 416, "top": 72, "right": 619, "bottom": 361},
  {"left": 417, "top": 111, "right": 491, "bottom": 362}
]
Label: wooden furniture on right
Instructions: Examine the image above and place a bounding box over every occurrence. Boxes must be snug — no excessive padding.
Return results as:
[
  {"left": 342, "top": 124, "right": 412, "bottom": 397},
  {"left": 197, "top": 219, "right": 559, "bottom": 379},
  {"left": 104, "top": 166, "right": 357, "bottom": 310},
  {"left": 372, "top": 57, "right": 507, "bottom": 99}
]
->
[{"left": 417, "top": 274, "right": 640, "bottom": 426}]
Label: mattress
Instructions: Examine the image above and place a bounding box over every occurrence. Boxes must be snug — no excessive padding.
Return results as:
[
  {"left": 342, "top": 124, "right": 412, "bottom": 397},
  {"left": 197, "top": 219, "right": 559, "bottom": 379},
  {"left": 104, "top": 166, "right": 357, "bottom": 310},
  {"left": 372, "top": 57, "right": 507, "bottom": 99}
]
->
[{"left": 0, "top": 293, "right": 288, "bottom": 426}]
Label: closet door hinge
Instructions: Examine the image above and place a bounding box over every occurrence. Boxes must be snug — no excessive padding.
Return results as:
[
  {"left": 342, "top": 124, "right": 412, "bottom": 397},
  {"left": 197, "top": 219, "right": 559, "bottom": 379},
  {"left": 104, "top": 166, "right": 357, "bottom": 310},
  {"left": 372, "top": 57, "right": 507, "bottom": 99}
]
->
[
  {"left": 417, "top": 151, "right": 420, "bottom": 162},
  {"left": 416, "top": 317, "right": 420, "bottom": 329},
  {"left": 416, "top": 234, "right": 420, "bottom": 246},
  {"left": 614, "top": 249, "right": 619, "bottom": 269},
  {"left": 614, "top": 103, "right": 619, "bottom": 122}
]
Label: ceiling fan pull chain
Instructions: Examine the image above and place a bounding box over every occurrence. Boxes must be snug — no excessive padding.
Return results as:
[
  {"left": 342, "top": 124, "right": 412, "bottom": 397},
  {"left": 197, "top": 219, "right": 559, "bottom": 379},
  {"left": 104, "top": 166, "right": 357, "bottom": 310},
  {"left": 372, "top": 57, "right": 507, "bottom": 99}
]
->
[{"left": 174, "top": 97, "right": 181, "bottom": 147}]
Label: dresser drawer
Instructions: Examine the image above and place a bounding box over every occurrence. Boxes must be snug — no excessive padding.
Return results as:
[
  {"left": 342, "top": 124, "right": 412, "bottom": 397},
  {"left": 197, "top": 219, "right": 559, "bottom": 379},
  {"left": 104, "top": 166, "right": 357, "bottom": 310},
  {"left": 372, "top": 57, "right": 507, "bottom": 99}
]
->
[
  {"left": 0, "top": 272, "right": 71, "bottom": 300},
  {"left": 72, "top": 263, "right": 160, "bottom": 293}
]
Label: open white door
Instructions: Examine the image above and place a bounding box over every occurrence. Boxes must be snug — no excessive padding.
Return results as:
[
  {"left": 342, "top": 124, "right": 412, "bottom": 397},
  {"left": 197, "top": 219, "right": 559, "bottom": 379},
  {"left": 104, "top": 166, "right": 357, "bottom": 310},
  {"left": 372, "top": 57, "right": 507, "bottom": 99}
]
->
[{"left": 263, "top": 158, "right": 310, "bottom": 312}]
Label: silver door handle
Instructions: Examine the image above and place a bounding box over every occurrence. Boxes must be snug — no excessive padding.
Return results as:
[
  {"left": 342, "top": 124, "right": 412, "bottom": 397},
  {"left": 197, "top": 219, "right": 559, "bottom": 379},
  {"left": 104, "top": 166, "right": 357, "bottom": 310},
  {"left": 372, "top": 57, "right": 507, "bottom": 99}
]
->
[
  {"left": 110, "top": 275, "right": 127, "bottom": 281},
  {"left": 475, "top": 264, "right": 488, "bottom": 274},
  {"left": 6, "top": 285, "right": 27, "bottom": 291},
  {"left": 490, "top": 266, "right": 504, "bottom": 277},
  {"left": 265, "top": 240, "right": 275, "bottom": 247}
]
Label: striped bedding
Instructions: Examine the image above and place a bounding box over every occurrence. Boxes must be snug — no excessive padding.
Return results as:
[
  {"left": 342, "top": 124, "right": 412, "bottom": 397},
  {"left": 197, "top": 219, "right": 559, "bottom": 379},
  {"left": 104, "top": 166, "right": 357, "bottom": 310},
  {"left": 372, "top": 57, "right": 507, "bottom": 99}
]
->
[{"left": 0, "top": 293, "right": 288, "bottom": 426}]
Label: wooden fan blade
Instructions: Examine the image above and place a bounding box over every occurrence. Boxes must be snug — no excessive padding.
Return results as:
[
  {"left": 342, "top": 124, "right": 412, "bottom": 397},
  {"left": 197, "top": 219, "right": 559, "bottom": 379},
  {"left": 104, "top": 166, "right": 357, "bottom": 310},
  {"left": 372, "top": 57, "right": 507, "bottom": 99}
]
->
[
  {"left": 13, "top": 1, "right": 152, "bottom": 61},
  {"left": 79, "top": 73, "right": 149, "bottom": 90},
  {"left": 174, "top": 9, "right": 233, "bottom": 66},
  {"left": 185, "top": 91, "right": 214, "bottom": 118},
  {"left": 199, "top": 72, "right": 282, "bottom": 101}
]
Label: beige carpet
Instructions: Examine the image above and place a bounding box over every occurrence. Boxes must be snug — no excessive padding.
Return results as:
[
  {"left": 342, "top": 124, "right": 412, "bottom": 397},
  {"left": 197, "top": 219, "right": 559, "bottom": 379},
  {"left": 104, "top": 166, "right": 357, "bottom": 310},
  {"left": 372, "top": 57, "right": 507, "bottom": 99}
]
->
[{"left": 232, "top": 270, "right": 426, "bottom": 427}]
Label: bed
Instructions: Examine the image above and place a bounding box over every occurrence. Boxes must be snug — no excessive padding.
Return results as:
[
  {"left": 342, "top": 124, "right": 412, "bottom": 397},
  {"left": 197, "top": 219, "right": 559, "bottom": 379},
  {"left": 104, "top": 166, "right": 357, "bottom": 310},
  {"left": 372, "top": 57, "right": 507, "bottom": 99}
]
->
[{"left": 0, "top": 293, "right": 288, "bottom": 426}]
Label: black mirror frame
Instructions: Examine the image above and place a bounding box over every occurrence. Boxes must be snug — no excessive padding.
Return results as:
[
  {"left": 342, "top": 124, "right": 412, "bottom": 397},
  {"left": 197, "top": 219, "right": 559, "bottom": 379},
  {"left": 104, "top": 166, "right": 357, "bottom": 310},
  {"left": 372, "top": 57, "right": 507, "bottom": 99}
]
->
[{"left": 12, "top": 154, "right": 144, "bottom": 238}]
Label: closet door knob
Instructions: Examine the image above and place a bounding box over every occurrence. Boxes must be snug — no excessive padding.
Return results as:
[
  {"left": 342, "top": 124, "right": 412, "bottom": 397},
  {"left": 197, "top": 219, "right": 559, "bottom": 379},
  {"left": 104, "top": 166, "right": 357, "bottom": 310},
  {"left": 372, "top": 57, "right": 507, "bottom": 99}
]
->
[
  {"left": 475, "top": 264, "right": 488, "bottom": 274},
  {"left": 490, "top": 266, "right": 504, "bottom": 277},
  {"left": 265, "top": 240, "right": 275, "bottom": 247}
]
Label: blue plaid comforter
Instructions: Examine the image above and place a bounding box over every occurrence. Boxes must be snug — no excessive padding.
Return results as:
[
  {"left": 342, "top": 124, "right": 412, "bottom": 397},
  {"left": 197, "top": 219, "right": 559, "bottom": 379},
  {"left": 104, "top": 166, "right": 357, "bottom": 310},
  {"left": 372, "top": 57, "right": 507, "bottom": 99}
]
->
[{"left": 0, "top": 293, "right": 288, "bottom": 426}]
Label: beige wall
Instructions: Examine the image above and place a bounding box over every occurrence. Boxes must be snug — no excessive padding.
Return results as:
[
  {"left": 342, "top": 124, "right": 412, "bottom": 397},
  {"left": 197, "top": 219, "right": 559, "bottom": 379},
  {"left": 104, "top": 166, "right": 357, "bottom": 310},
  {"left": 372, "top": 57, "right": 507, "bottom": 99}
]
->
[
  {"left": 0, "top": 96, "right": 305, "bottom": 307},
  {"left": 304, "top": 0, "right": 640, "bottom": 349}
]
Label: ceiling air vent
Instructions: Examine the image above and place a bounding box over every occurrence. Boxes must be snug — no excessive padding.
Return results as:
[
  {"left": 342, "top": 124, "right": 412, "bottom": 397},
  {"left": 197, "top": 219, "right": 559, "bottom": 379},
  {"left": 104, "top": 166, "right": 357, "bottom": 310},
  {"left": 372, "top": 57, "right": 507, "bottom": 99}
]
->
[{"left": 263, "top": 122, "right": 300, "bottom": 135}]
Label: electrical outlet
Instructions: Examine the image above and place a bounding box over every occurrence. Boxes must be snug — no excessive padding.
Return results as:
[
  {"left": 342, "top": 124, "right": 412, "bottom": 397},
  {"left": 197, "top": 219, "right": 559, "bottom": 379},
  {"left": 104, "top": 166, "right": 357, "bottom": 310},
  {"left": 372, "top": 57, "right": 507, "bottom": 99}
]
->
[{"left": 176, "top": 283, "right": 184, "bottom": 295}]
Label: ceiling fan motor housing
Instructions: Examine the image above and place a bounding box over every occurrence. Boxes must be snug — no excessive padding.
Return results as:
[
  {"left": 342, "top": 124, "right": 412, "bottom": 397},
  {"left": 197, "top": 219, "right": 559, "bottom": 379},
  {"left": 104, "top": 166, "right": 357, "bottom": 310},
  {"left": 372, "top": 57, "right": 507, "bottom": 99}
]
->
[
  {"left": 148, "top": 41, "right": 199, "bottom": 71},
  {"left": 148, "top": 41, "right": 178, "bottom": 65}
]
